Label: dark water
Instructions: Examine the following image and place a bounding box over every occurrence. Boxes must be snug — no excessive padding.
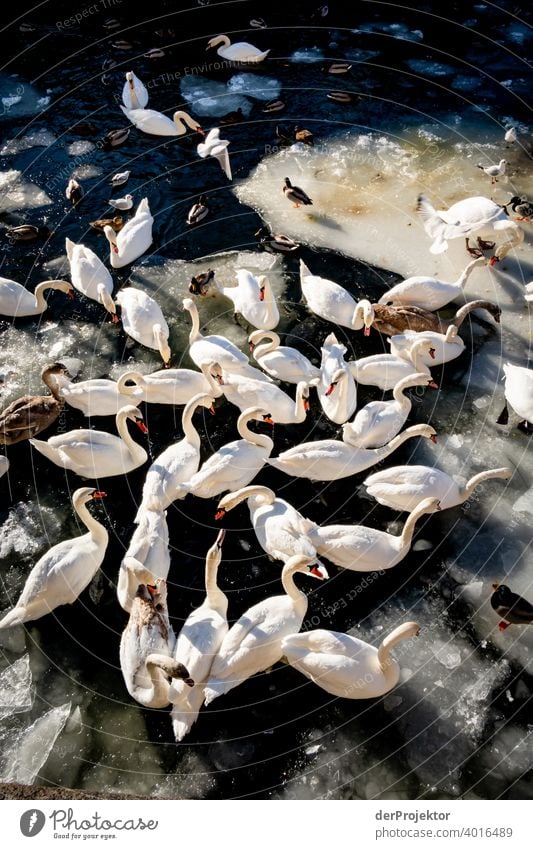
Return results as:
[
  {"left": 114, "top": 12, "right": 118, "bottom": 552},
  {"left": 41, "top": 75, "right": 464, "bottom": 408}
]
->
[{"left": 0, "top": 0, "right": 532, "bottom": 799}]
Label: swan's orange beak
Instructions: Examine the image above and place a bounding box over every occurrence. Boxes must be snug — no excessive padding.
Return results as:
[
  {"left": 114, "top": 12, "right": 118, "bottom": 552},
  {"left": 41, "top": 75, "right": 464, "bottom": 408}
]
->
[
  {"left": 67, "top": 290, "right": 75, "bottom": 300},
  {"left": 259, "top": 286, "right": 265, "bottom": 302},
  {"left": 429, "top": 380, "right": 438, "bottom": 389},
  {"left": 429, "top": 348, "right": 436, "bottom": 360},
  {"left": 215, "top": 508, "right": 226, "bottom": 520},
  {"left": 136, "top": 420, "right": 149, "bottom": 434},
  {"left": 196, "top": 126, "right": 205, "bottom": 136},
  {"left": 430, "top": 434, "right": 437, "bottom": 444},
  {"left": 304, "top": 399, "right": 310, "bottom": 412},
  {"left": 364, "top": 326, "right": 371, "bottom": 336},
  {"left": 263, "top": 414, "right": 274, "bottom": 425},
  {"left": 249, "top": 342, "right": 256, "bottom": 352},
  {"left": 325, "top": 382, "right": 336, "bottom": 397},
  {"left": 489, "top": 256, "right": 499, "bottom": 266},
  {"left": 209, "top": 404, "right": 216, "bottom": 415},
  {"left": 147, "top": 584, "right": 158, "bottom": 596},
  {"left": 92, "top": 491, "right": 107, "bottom": 499},
  {"left": 111, "top": 313, "right": 120, "bottom": 324}
]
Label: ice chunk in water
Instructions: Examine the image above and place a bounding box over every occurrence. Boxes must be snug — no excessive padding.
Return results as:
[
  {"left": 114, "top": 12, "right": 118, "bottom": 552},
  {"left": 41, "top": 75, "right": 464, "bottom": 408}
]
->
[
  {"left": 290, "top": 48, "right": 324, "bottom": 63},
  {"left": 0, "top": 702, "right": 71, "bottom": 784},
  {"left": 0, "top": 656, "right": 33, "bottom": 720},
  {"left": 180, "top": 75, "right": 252, "bottom": 117},
  {"left": 0, "top": 501, "right": 63, "bottom": 561},
  {"left": 227, "top": 73, "right": 281, "bottom": 101},
  {"left": 0, "top": 129, "right": 56, "bottom": 156},
  {"left": 0, "top": 170, "right": 52, "bottom": 212},
  {"left": 67, "top": 140, "right": 94, "bottom": 155},
  {"left": 406, "top": 60, "right": 456, "bottom": 77}
]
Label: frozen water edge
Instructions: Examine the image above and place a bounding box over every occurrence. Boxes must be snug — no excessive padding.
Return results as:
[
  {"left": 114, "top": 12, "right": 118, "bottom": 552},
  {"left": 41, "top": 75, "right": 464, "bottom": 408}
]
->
[{"left": 0, "top": 702, "right": 71, "bottom": 784}]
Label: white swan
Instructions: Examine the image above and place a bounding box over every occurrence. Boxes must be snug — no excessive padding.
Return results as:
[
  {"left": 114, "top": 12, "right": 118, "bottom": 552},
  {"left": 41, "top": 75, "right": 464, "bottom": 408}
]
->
[
  {"left": 140, "top": 393, "right": 216, "bottom": 512},
  {"left": 349, "top": 337, "right": 436, "bottom": 391},
  {"left": 122, "top": 71, "right": 148, "bottom": 110},
  {"left": 116, "top": 287, "right": 171, "bottom": 366},
  {"left": 177, "top": 407, "right": 274, "bottom": 500},
  {"left": 182, "top": 297, "right": 249, "bottom": 373},
  {"left": 310, "top": 497, "right": 440, "bottom": 572},
  {"left": 364, "top": 464, "right": 512, "bottom": 512},
  {"left": 342, "top": 372, "right": 436, "bottom": 448},
  {"left": 417, "top": 194, "right": 524, "bottom": 265},
  {"left": 217, "top": 371, "right": 311, "bottom": 424},
  {"left": 280, "top": 622, "right": 420, "bottom": 699},
  {"left": 204, "top": 555, "right": 327, "bottom": 704},
  {"left": 65, "top": 238, "right": 117, "bottom": 319},
  {"left": 0, "top": 488, "right": 108, "bottom": 629},
  {"left": 30, "top": 405, "right": 148, "bottom": 478},
  {"left": 104, "top": 198, "right": 153, "bottom": 268},
  {"left": 169, "top": 530, "right": 228, "bottom": 741},
  {"left": 300, "top": 261, "right": 374, "bottom": 331},
  {"left": 120, "top": 107, "right": 202, "bottom": 137},
  {"left": 123, "top": 507, "right": 170, "bottom": 583},
  {"left": 0, "top": 278, "right": 73, "bottom": 318},
  {"left": 0, "top": 455, "right": 8, "bottom": 479},
  {"left": 497, "top": 363, "right": 533, "bottom": 432},
  {"left": 249, "top": 330, "right": 320, "bottom": 384},
  {"left": 215, "top": 485, "right": 320, "bottom": 564},
  {"left": 216, "top": 270, "right": 279, "bottom": 329},
  {"left": 318, "top": 333, "right": 357, "bottom": 424},
  {"left": 197, "top": 128, "right": 232, "bottom": 180},
  {"left": 117, "top": 362, "right": 222, "bottom": 405},
  {"left": 53, "top": 371, "right": 143, "bottom": 418},
  {"left": 378, "top": 257, "right": 486, "bottom": 310},
  {"left": 389, "top": 326, "right": 464, "bottom": 367},
  {"left": 206, "top": 34, "right": 270, "bottom": 63},
  {"left": 267, "top": 423, "right": 437, "bottom": 481},
  {"left": 120, "top": 581, "right": 194, "bottom": 709}
]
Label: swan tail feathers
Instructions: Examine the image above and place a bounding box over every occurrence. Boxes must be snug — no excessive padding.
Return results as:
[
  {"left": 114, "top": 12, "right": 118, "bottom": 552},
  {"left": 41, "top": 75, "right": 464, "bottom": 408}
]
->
[{"left": 203, "top": 679, "right": 230, "bottom": 705}]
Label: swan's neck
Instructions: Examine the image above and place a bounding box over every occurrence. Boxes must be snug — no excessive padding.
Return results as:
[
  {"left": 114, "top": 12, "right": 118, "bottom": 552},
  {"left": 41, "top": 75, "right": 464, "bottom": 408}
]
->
[
  {"left": 214, "top": 35, "right": 230, "bottom": 48},
  {"left": 260, "top": 280, "right": 278, "bottom": 326},
  {"left": 293, "top": 383, "right": 309, "bottom": 422},
  {"left": 139, "top": 654, "right": 174, "bottom": 708},
  {"left": 444, "top": 325, "right": 458, "bottom": 343},
  {"left": 205, "top": 555, "right": 226, "bottom": 610},
  {"left": 462, "top": 469, "right": 507, "bottom": 500},
  {"left": 200, "top": 363, "right": 222, "bottom": 396},
  {"left": 392, "top": 377, "right": 413, "bottom": 408},
  {"left": 116, "top": 411, "right": 145, "bottom": 464},
  {"left": 153, "top": 324, "right": 170, "bottom": 365},
  {"left": 281, "top": 567, "right": 307, "bottom": 607},
  {"left": 97, "top": 283, "right": 116, "bottom": 316},
  {"left": 117, "top": 372, "right": 145, "bottom": 395},
  {"left": 186, "top": 302, "right": 201, "bottom": 344},
  {"left": 409, "top": 342, "right": 430, "bottom": 373},
  {"left": 237, "top": 413, "right": 273, "bottom": 450},
  {"left": 377, "top": 632, "right": 405, "bottom": 676},
  {"left": 174, "top": 111, "right": 199, "bottom": 131},
  {"left": 181, "top": 400, "right": 202, "bottom": 449},
  {"left": 455, "top": 258, "right": 480, "bottom": 289},
  {"left": 41, "top": 369, "right": 63, "bottom": 401},
  {"left": 254, "top": 332, "right": 279, "bottom": 360},
  {"left": 399, "top": 503, "right": 428, "bottom": 550},
  {"left": 224, "top": 485, "right": 275, "bottom": 512},
  {"left": 73, "top": 493, "right": 108, "bottom": 544},
  {"left": 375, "top": 428, "right": 418, "bottom": 461}
]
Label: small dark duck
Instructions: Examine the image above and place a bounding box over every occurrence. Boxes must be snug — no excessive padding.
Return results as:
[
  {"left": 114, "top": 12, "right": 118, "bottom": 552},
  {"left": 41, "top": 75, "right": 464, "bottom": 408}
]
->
[{"left": 490, "top": 583, "right": 533, "bottom": 631}]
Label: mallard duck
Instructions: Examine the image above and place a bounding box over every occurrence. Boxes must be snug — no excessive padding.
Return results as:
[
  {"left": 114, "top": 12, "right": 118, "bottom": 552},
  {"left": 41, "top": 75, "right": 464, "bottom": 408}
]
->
[
  {"left": 66, "top": 178, "right": 83, "bottom": 206},
  {"left": 491, "top": 583, "right": 533, "bottom": 630},
  {"left": 327, "top": 91, "right": 353, "bottom": 103},
  {"left": 368, "top": 299, "right": 500, "bottom": 336},
  {"left": 0, "top": 363, "right": 69, "bottom": 445},
  {"left": 505, "top": 196, "right": 533, "bottom": 221},
  {"left": 189, "top": 269, "right": 215, "bottom": 296},
  {"left": 5, "top": 224, "right": 52, "bottom": 242},
  {"left": 263, "top": 99, "right": 286, "bottom": 113},
  {"left": 324, "top": 62, "right": 352, "bottom": 74},
  {"left": 103, "top": 17, "right": 120, "bottom": 29},
  {"left": 100, "top": 128, "right": 130, "bottom": 149},
  {"left": 294, "top": 125, "right": 314, "bottom": 146},
  {"left": 144, "top": 48, "right": 166, "bottom": 59},
  {"left": 187, "top": 195, "right": 210, "bottom": 225},
  {"left": 283, "top": 177, "right": 313, "bottom": 207},
  {"left": 255, "top": 227, "right": 299, "bottom": 252},
  {"left": 90, "top": 216, "right": 124, "bottom": 233},
  {"left": 111, "top": 39, "right": 133, "bottom": 50},
  {"left": 219, "top": 107, "right": 244, "bottom": 125}
]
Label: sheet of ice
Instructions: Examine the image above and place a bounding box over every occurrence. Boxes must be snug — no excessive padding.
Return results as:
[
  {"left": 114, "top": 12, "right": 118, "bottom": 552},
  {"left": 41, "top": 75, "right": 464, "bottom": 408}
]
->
[
  {"left": 405, "top": 60, "right": 456, "bottom": 77},
  {"left": 289, "top": 48, "right": 324, "bottom": 63},
  {"left": 67, "top": 140, "right": 94, "bottom": 156},
  {"left": 71, "top": 164, "right": 102, "bottom": 180},
  {"left": 0, "top": 501, "right": 63, "bottom": 561},
  {"left": 0, "top": 656, "right": 33, "bottom": 721},
  {"left": 0, "top": 702, "right": 71, "bottom": 784},
  {"left": 0, "top": 75, "right": 52, "bottom": 120},
  {"left": 227, "top": 73, "right": 281, "bottom": 101},
  {"left": 0, "top": 129, "right": 57, "bottom": 156},
  {"left": 0, "top": 170, "right": 52, "bottom": 212},
  {"left": 180, "top": 75, "right": 252, "bottom": 117},
  {"left": 355, "top": 23, "right": 424, "bottom": 41}
]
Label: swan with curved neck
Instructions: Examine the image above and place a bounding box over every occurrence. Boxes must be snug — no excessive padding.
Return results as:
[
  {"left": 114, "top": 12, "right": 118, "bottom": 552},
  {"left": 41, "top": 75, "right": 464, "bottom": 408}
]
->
[
  {"left": 300, "top": 260, "right": 374, "bottom": 331},
  {"left": 364, "top": 464, "right": 512, "bottom": 511},
  {"left": 216, "top": 271, "right": 279, "bottom": 330},
  {"left": 120, "top": 581, "right": 194, "bottom": 709},
  {"left": 206, "top": 34, "right": 270, "bottom": 63},
  {"left": 122, "top": 71, "right": 148, "bottom": 110},
  {"left": 0, "top": 488, "right": 108, "bottom": 629},
  {"left": 268, "top": 424, "right": 437, "bottom": 482},
  {"left": 117, "top": 362, "right": 221, "bottom": 405},
  {"left": 103, "top": 198, "right": 153, "bottom": 268},
  {"left": 30, "top": 405, "right": 148, "bottom": 478},
  {"left": 116, "top": 287, "right": 171, "bottom": 365},
  {"left": 389, "top": 325, "right": 464, "bottom": 368},
  {"left": 342, "top": 372, "right": 436, "bottom": 449},
  {"left": 318, "top": 332, "right": 357, "bottom": 424},
  {"left": 183, "top": 297, "right": 250, "bottom": 373},
  {"left": 310, "top": 496, "right": 440, "bottom": 571},
  {"left": 169, "top": 530, "right": 229, "bottom": 741},
  {"left": 0, "top": 363, "right": 69, "bottom": 445},
  {"left": 349, "top": 338, "right": 436, "bottom": 391},
  {"left": 281, "top": 622, "right": 420, "bottom": 699},
  {"left": 249, "top": 330, "right": 320, "bottom": 384},
  {"left": 378, "top": 257, "right": 486, "bottom": 310},
  {"left": 54, "top": 370, "right": 143, "bottom": 418},
  {"left": 120, "top": 107, "right": 203, "bottom": 137},
  {"left": 215, "top": 484, "right": 320, "bottom": 564},
  {"left": 369, "top": 299, "right": 500, "bottom": 337},
  {"left": 65, "top": 238, "right": 116, "bottom": 319},
  {"left": 177, "top": 407, "right": 274, "bottom": 499},
  {"left": 140, "top": 393, "right": 216, "bottom": 512},
  {"left": 203, "top": 554, "right": 328, "bottom": 704},
  {"left": 0, "top": 278, "right": 73, "bottom": 317},
  {"left": 217, "top": 370, "right": 311, "bottom": 423}
]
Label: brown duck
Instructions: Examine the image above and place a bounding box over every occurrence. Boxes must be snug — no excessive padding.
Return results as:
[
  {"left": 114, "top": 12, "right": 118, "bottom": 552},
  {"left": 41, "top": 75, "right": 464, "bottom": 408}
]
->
[
  {"left": 90, "top": 216, "right": 125, "bottom": 234},
  {"left": 368, "top": 300, "right": 501, "bottom": 337},
  {"left": 0, "top": 363, "right": 70, "bottom": 445}
]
